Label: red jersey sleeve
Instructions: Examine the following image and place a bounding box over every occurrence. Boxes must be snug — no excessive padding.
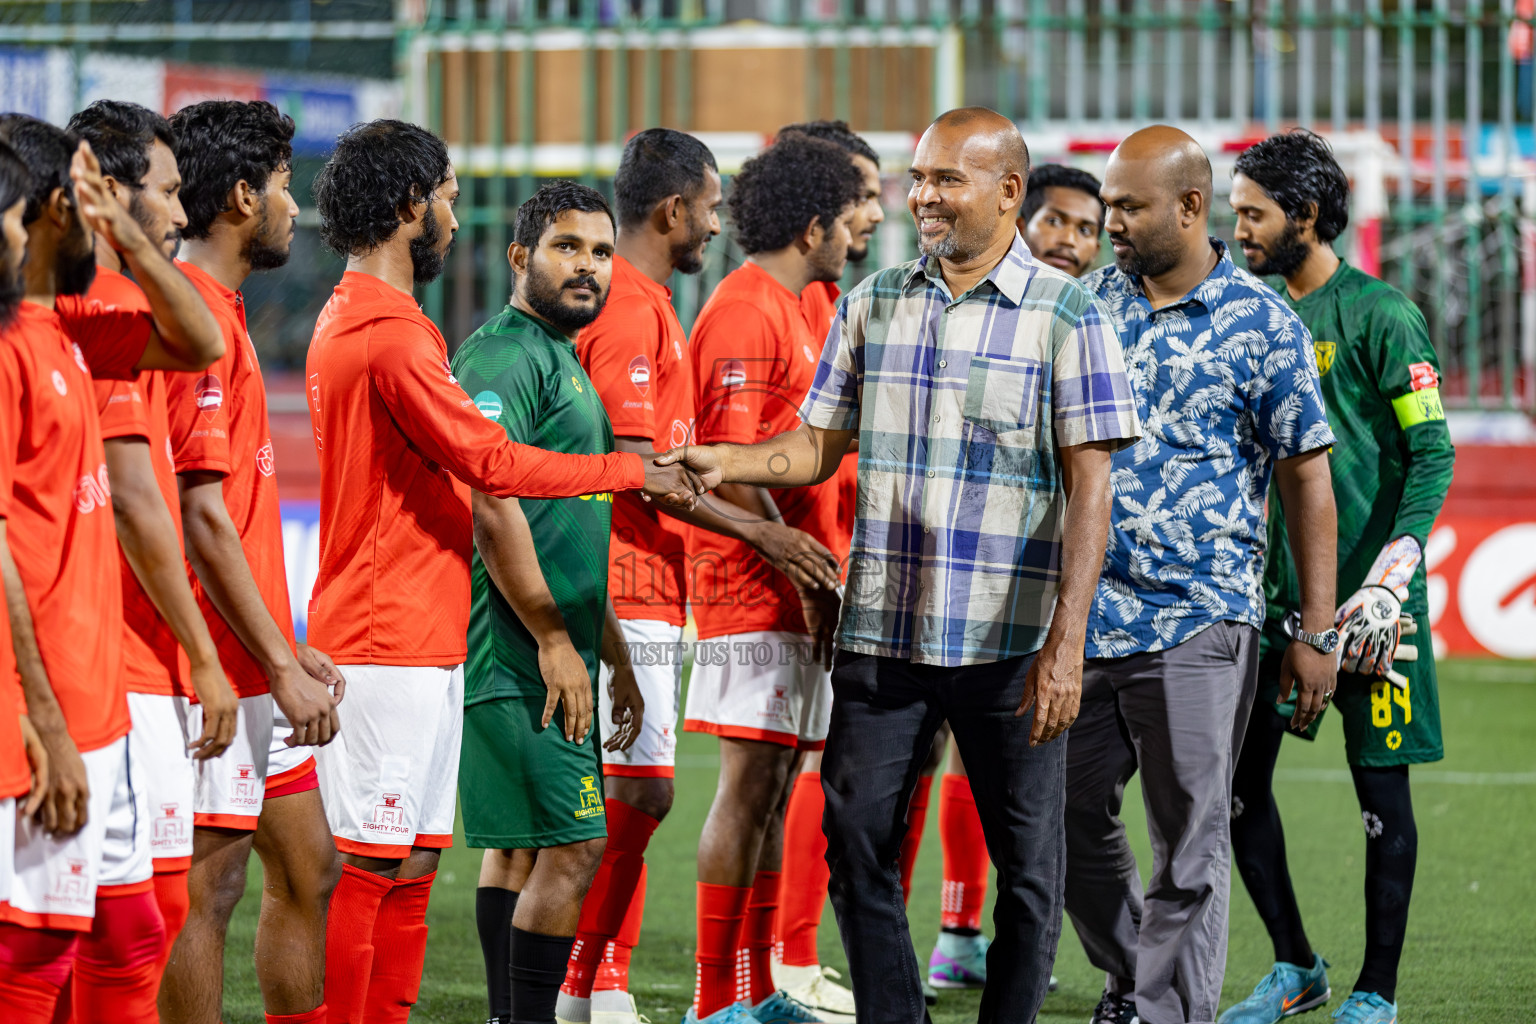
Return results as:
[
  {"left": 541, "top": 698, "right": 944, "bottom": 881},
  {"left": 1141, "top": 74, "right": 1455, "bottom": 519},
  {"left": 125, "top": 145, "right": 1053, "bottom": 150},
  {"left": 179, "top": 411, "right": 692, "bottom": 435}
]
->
[
  {"left": 0, "top": 344, "right": 20, "bottom": 520},
  {"left": 579, "top": 294, "right": 662, "bottom": 443},
  {"left": 94, "top": 379, "right": 151, "bottom": 442},
  {"left": 55, "top": 271, "right": 153, "bottom": 381},
  {"left": 692, "top": 300, "right": 782, "bottom": 446},
  {"left": 164, "top": 352, "right": 233, "bottom": 477},
  {"left": 366, "top": 317, "right": 645, "bottom": 498}
]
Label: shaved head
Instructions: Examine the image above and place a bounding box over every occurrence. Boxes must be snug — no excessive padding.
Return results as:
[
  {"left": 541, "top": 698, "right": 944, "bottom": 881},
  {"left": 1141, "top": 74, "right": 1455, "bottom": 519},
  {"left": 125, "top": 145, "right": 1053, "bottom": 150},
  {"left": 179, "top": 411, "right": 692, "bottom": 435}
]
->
[
  {"left": 1109, "top": 125, "right": 1212, "bottom": 204},
  {"left": 929, "top": 107, "right": 1031, "bottom": 181},
  {"left": 1100, "top": 125, "right": 1216, "bottom": 282},
  {"left": 908, "top": 107, "right": 1030, "bottom": 268}
]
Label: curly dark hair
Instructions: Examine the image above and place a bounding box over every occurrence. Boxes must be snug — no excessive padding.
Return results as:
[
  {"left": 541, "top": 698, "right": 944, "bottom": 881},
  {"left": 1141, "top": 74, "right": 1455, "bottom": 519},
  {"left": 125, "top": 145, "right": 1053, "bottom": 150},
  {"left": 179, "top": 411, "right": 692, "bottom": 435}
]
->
[
  {"left": 727, "top": 134, "right": 864, "bottom": 256},
  {"left": 1233, "top": 129, "right": 1351, "bottom": 243},
  {"left": 312, "top": 119, "right": 453, "bottom": 258},
  {"left": 0, "top": 114, "right": 79, "bottom": 224},
  {"left": 513, "top": 179, "right": 614, "bottom": 251},
  {"left": 66, "top": 101, "right": 176, "bottom": 190},
  {"left": 168, "top": 100, "right": 295, "bottom": 241},
  {"left": 1020, "top": 163, "right": 1105, "bottom": 228},
  {"left": 613, "top": 128, "right": 718, "bottom": 228},
  {"left": 777, "top": 119, "right": 879, "bottom": 168},
  {"left": 0, "top": 139, "right": 31, "bottom": 216}
]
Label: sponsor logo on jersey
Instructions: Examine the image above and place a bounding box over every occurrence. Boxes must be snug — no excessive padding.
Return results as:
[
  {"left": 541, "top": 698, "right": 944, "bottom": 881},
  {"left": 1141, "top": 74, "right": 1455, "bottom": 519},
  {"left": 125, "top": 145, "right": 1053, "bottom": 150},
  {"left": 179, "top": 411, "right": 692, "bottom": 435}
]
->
[
  {"left": 151, "top": 804, "right": 188, "bottom": 849},
  {"left": 803, "top": 344, "right": 816, "bottom": 364},
  {"left": 572, "top": 375, "right": 583, "bottom": 393},
  {"left": 230, "top": 763, "right": 261, "bottom": 805},
  {"left": 719, "top": 359, "right": 747, "bottom": 389},
  {"left": 1385, "top": 729, "right": 1403, "bottom": 750},
  {"left": 370, "top": 793, "right": 408, "bottom": 830},
  {"left": 1313, "top": 340, "right": 1336, "bottom": 376},
  {"left": 194, "top": 373, "right": 223, "bottom": 419},
  {"left": 474, "top": 391, "right": 503, "bottom": 420},
  {"left": 628, "top": 354, "right": 652, "bottom": 396},
  {"left": 575, "top": 775, "right": 604, "bottom": 820},
  {"left": 1408, "top": 361, "right": 1440, "bottom": 391},
  {"left": 443, "top": 360, "right": 458, "bottom": 385},
  {"left": 74, "top": 465, "right": 112, "bottom": 514},
  {"left": 669, "top": 417, "right": 694, "bottom": 448},
  {"left": 673, "top": 339, "right": 683, "bottom": 361},
  {"left": 72, "top": 343, "right": 90, "bottom": 374},
  {"left": 51, "top": 369, "right": 68, "bottom": 396},
  {"left": 256, "top": 440, "right": 275, "bottom": 477}
]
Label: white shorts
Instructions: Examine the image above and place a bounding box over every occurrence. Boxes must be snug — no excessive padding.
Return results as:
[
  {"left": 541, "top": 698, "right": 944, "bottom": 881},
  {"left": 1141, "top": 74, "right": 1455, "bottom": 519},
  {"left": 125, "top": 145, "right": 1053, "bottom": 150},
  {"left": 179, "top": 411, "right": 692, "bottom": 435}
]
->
[
  {"left": 599, "top": 619, "right": 685, "bottom": 778},
  {"left": 0, "top": 736, "right": 149, "bottom": 930},
  {"left": 315, "top": 665, "right": 462, "bottom": 858},
  {"left": 267, "top": 706, "right": 319, "bottom": 795},
  {"left": 128, "top": 692, "right": 195, "bottom": 869},
  {"left": 684, "top": 630, "right": 833, "bottom": 750},
  {"left": 178, "top": 693, "right": 317, "bottom": 830}
]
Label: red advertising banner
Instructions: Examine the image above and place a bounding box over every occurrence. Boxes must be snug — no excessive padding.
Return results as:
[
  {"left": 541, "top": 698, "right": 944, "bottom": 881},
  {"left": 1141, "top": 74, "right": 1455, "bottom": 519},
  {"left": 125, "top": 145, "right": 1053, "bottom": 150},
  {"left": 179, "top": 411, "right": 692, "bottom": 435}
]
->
[{"left": 162, "top": 66, "right": 264, "bottom": 114}]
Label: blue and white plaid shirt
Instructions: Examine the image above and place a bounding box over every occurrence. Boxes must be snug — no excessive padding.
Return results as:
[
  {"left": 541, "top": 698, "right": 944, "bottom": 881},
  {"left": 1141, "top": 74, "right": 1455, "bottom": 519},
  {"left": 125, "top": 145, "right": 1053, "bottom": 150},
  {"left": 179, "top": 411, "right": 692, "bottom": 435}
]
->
[
  {"left": 800, "top": 234, "right": 1141, "bottom": 667},
  {"left": 1085, "top": 239, "right": 1337, "bottom": 659}
]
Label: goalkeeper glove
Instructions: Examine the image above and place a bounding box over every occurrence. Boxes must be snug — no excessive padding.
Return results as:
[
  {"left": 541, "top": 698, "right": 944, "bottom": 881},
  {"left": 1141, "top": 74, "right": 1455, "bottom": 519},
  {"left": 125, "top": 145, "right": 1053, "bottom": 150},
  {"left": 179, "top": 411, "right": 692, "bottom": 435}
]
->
[{"left": 1335, "top": 535, "right": 1422, "bottom": 688}]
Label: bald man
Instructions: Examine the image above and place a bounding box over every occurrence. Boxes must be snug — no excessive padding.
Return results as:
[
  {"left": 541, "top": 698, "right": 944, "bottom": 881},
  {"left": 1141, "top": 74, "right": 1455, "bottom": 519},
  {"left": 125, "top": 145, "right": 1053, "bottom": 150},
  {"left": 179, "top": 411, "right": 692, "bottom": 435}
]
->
[
  {"left": 1066, "top": 126, "right": 1340, "bottom": 1024},
  {"left": 660, "top": 106, "right": 1140, "bottom": 1024}
]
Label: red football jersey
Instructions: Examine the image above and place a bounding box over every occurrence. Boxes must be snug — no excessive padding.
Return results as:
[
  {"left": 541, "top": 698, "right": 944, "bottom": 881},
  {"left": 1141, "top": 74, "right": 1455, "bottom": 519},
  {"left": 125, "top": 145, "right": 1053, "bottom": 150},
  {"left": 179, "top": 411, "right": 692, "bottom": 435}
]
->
[
  {"left": 0, "top": 304, "right": 127, "bottom": 753},
  {"left": 576, "top": 256, "right": 694, "bottom": 626},
  {"left": 53, "top": 266, "right": 154, "bottom": 381},
  {"left": 164, "top": 261, "right": 293, "bottom": 697},
  {"left": 305, "top": 270, "right": 646, "bottom": 665},
  {"left": 688, "top": 263, "right": 843, "bottom": 639},
  {"left": 798, "top": 280, "right": 857, "bottom": 566}
]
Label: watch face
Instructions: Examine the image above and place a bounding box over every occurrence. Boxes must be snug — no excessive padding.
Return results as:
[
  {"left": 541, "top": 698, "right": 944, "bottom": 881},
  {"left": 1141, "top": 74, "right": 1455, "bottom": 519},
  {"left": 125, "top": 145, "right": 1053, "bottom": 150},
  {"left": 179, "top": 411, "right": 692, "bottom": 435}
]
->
[{"left": 1317, "top": 628, "right": 1340, "bottom": 654}]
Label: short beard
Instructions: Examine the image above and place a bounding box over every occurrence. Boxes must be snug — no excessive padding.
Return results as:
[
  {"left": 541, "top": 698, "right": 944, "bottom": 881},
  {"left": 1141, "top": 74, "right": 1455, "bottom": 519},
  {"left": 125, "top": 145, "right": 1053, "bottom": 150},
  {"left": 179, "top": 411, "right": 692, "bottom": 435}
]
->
[
  {"left": 917, "top": 217, "right": 988, "bottom": 262},
  {"left": 669, "top": 208, "right": 711, "bottom": 276},
  {"left": 56, "top": 219, "right": 97, "bottom": 297},
  {"left": 522, "top": 265, "right": 607, "bottom": 334},
  {"left": 244, "top": 202, "right": 291, "bottom": 272},
  {"left": 846, "top": 241, "right": 869, "bottom": 263},
  {"left": 410, "top": 204, "right": 450, "bottom": 284},
  {"left": 807, "top": 233, "right": 847, "bottom": 284},
  {"left": 128, "top": 191, "right": 180, "bottom": 260},
  {"left": 1245, "top": 221, "right": 1311, "bottom": 278}
]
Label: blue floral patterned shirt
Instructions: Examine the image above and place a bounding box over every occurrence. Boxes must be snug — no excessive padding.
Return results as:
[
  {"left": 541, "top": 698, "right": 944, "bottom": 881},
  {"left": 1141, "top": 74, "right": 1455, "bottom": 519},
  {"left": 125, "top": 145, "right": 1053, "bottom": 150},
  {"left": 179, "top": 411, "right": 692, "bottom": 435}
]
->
[{"left": 1085, "top": 239, "right": 1336, "bottom": 658}]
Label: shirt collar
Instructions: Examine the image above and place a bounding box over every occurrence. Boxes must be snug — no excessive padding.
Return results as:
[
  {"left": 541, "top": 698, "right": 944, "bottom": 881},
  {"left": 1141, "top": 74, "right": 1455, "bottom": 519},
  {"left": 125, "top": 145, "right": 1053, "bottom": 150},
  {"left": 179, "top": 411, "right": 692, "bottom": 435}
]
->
[
  {"left": 1114, "top": 236, "right": 1234, "bottom": 314},
  {"left": 905, "top": 231, "right": 1035, "bottom": 306}
]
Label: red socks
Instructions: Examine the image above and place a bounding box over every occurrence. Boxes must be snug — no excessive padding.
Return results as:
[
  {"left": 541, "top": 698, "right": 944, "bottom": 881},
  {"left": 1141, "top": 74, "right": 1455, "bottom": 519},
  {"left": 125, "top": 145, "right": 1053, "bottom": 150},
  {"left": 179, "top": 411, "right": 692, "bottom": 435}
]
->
[
  {"left": 324, "top": 864, "right": 393, "bottom": 1024},
  {"left": 363, "top": 871, "right": 436, "bottom": 1024},
  {"left": 266, "top": 1005, "right": 329, "bottom": 1024},
  {"left": 0, "top": 922, "right": 79, "bottom": 1024},
  {"left": 563, "top": 800, "right": 660, "bottom": 1000},
  {"left": 694, "top": 882, "right": 750, "bottom": 1018},
  {"left": 939, "top": 773, "right": 990, "bottom": 931},
  {"left": 774, "top": 771, "right": 828, "bottom": 969},
  {"left": 898, "top": 774, "right": 933, "bottom": 904},
  {"left": 152, "top": 869, "right": 191, "bottom": 978},
  {"left": 741, "top": 871, "right": 780, "bottom": 1005},
  {"left": 593, "top": 864, "right": 647, "bottom": 993},
  {"left": 73, "top": 889, "right": 166, "bottom": 1024}
]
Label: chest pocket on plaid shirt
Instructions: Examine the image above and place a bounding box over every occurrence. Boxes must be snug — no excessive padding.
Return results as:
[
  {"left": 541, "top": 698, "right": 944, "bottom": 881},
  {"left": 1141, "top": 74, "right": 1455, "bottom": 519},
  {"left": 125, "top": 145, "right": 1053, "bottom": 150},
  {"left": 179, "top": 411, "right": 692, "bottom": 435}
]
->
[{"left": 962, "top": 356, "right": 1044, "bottom": 445}]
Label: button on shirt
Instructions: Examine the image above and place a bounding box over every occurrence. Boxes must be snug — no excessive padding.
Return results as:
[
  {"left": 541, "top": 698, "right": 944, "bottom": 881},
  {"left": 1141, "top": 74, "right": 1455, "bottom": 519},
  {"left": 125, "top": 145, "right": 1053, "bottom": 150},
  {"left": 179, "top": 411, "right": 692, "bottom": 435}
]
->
[
  {"left": 1085, "top": 239, "right": 1337, "bottom": 659},
  {"left": 799, "top": 234, "right": 1141, "bottom": 667}
]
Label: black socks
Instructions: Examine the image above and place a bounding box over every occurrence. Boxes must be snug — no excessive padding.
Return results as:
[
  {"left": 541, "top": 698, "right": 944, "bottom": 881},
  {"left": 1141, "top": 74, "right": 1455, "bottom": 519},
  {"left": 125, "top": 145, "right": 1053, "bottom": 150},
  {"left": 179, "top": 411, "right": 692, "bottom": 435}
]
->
[
  {"left": 476, "top": 886, "right": 519, "bottom": 1023},
  {"left": 509, "top": 927, "right": 578, "bottom": 1024},
  {"left": 1352, "top": 764, "right": 1416, "bottom": 1003}
]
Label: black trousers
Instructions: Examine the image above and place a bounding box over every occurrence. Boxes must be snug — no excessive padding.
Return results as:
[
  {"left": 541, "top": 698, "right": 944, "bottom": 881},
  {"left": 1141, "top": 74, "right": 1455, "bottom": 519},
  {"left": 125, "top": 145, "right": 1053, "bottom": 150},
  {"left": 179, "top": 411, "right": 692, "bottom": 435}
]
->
[{"left": 821, "top": 650, "right": 1065, "bottom": 1024}]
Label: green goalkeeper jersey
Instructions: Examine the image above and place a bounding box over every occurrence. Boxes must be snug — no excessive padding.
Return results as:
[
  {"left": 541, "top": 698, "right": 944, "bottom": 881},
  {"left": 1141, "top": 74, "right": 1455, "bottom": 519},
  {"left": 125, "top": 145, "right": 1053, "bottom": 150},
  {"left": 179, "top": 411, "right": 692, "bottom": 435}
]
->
[
  {"left": 453, "top": 304, "right": 616, "bottom": 705},
  {"left": 1261, "top": 260, "right": 1456, "bottom": 656}
]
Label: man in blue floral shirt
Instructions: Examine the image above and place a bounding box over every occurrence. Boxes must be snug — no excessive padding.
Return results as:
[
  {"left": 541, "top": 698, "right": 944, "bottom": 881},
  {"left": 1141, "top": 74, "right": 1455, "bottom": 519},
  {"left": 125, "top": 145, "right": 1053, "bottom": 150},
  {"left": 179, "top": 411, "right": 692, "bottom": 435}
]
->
[{"left": 1064, "top": 127, "right": 1340, "bottom": 1024}]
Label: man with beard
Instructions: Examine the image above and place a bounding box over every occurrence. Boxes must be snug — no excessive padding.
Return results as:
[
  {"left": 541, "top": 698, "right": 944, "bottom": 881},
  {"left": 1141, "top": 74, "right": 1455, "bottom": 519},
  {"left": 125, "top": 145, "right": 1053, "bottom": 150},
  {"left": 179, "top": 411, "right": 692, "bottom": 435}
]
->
[
  {"left": 0, "top": 141, "right": 30, "bottom": 328},
  {"left": 305, "top": 123, "right": 694, "bottom": 1024},
  {"left": 1067, "top": 125, "right": 1339, "bottom": 1024},
  {"left": 156, "top": 99, "right": 345, "bottom": 1024},
  {"left": 452, "top": 181, "right": 647, "bottom": 1024},
  {"left": 555, "top": 129, "right": 840, "bottom": 1024},
  {"left": 677, "top": 131, "right": 866, "bottom": 1024},
  {"left": 59, "top": 99, "right": 240, "bottom": 1004},
  {"left": 656, "top": 106, "right": 1140, "bottom": 1024},
  {"left": 1018, "top": 163, "right": 1104, "bottom": 279},
  {"left": 1219, "top": 131, "right": 1454, "bottom": 1024},
  {"left": 0, "top": 114, "right": 221, "bottom": 1023}
]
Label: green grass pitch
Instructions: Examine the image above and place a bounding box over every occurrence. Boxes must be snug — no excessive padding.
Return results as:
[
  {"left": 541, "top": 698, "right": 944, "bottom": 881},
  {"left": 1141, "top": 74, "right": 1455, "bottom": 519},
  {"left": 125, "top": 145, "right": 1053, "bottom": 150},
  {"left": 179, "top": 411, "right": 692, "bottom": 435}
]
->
[{"left": 218, "top": 659, "right": 1536, "bottom": 1023}]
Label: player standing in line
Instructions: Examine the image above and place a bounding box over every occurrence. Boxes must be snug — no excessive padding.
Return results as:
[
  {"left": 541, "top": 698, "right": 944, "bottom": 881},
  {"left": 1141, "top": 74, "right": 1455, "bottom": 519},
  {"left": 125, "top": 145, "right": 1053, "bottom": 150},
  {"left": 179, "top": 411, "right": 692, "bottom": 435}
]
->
[
  {"left": 767, "top": 119, "right": 886, "bottom": 1022},
  {"left": 157, "top": 99, "right": 346, "bottom": 1024},
  {"left": 305, "top": 122, "right": 696, "bottom": 1024},
  {"left": 1219, "top": 131, "right": 1455, "bottom": 1024},
  {"left": 555, "top": 129, "right": 840, "bottom": 1024},
  {"left": 0, "top": 140, "right": 32, "bottom": 327},
  {"left": 680, "top": 133, "right": 863, "bottom": 1024},
  {"left": 60, "top": 100, "right": 241, "bottom": 1004},
  {"left": 0, "top": 115, "right": 192, "bottom": 1023},
  {"left": 454, "top": 181, "right": 650, "bottom": 1024}
]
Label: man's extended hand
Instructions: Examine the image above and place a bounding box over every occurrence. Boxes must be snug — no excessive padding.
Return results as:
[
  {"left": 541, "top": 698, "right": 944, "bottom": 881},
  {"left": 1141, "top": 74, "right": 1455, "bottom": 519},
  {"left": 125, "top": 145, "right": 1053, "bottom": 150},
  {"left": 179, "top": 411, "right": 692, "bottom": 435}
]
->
[
  {"left": 641, "top": 457, "right": 707, "bottom": 510},
  {"left": 1278, "top": 639, "right": 1337, "bottom": 730},
  {"left": 33, "top": 722, "right": 88, "bottom": 834},
  {"left": 19, "top": 714, "right": 48, "bottom": 820},
  {"left": 752, "top": 522, "right": 842, "bottom": 591},
  {"left": 187, "top": 657, "right": 239, "bottom": 760},
  {"left": 539, "top": 638, "right": 593, "bottom": 744},
  {"left": 603, "top": 664, "right": 646, "bottom": 754},
  {"left": 69, "top": 140, "right": 152, "bottom": 257},
  {"left": 270, "top": 657, "right": 341, "bottom": 748},
  {"left": 1017, "top": 635, "right": 1084, "bottom": 746},
  {"left": 655, "top": 445, "right": 725, "bottom": 493}
]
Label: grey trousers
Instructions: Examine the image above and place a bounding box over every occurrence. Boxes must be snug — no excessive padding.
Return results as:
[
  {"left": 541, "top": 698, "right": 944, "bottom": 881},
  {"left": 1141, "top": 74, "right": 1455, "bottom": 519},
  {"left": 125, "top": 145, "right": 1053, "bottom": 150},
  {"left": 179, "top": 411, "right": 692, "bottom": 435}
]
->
[{"left": 1063, "top": 620, "right": 1260, "bottom": 1024}]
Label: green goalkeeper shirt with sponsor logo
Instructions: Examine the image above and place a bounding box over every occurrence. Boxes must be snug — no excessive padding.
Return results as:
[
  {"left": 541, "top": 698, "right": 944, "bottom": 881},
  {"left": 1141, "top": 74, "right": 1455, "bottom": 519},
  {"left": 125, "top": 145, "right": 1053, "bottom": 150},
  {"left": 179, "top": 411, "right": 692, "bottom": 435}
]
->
[
  {"left": 453, "top": 304, "right": 616, "bottom": 705},
  {"left": 1261, "top": 260, "right": 1456, "bottom": 657}
]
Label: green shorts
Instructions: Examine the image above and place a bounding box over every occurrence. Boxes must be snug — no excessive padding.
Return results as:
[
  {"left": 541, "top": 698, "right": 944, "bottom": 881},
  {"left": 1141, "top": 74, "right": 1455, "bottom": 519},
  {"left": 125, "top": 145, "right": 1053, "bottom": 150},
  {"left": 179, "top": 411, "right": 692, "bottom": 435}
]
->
[
  {"left": 1257, "top": 642, "right": 1444, "bottom": 767},
  {"left": 459, "top": 695, "right": 608, "bottom": 849}
]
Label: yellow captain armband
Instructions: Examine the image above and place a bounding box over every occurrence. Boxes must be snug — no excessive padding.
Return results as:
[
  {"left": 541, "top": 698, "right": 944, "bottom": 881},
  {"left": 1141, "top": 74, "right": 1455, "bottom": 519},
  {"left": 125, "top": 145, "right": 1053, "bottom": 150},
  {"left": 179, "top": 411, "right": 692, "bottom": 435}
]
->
[{"left": 1391, "top": 387, "right": 1445, "bottom": 429}]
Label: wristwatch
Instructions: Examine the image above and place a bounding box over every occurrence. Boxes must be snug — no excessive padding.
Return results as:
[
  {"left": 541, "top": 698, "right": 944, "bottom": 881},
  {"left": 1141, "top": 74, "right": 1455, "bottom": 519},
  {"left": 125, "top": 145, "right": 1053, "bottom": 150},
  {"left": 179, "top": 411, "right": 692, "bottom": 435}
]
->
[{"left": 1282, "top": 611, "right": 1340, "bottom": 655}]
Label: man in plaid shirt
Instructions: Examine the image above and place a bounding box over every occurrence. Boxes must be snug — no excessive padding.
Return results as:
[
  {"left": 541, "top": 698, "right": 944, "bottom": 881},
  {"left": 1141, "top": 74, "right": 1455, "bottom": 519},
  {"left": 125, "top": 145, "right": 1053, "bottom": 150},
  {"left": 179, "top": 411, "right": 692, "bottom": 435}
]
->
[{"left": 664, "top": 106, "right": 1140, "bottom": 1024}]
